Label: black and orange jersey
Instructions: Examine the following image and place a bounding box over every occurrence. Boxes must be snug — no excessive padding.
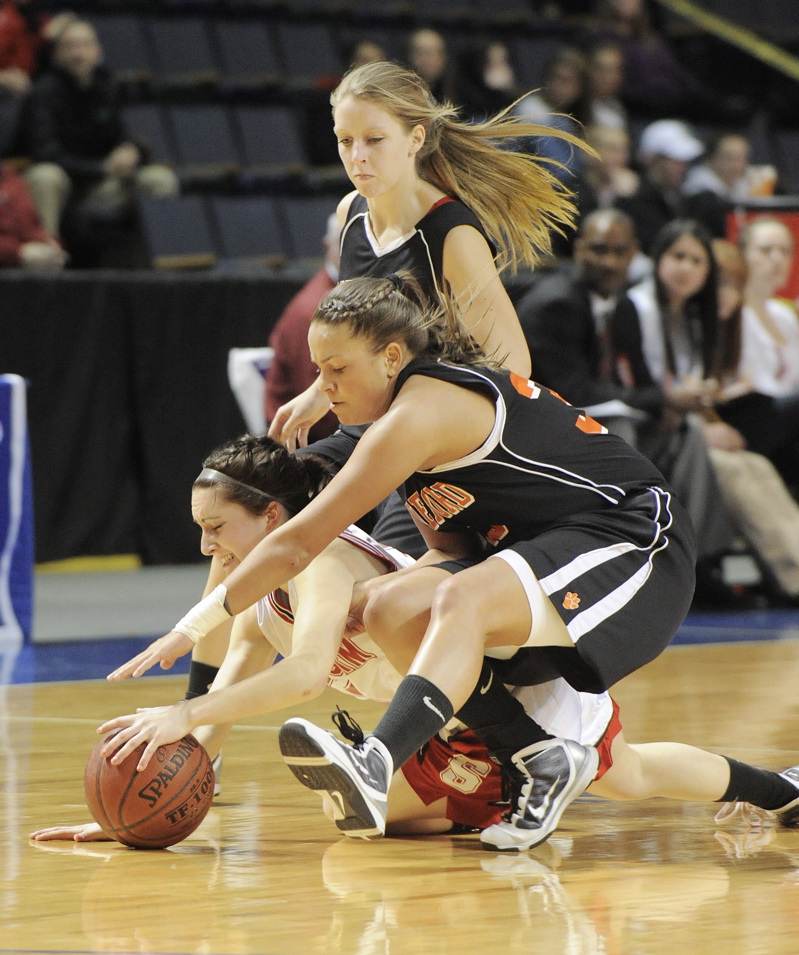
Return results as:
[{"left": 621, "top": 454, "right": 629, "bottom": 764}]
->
[{"left": 398, "top": 358, "right": 668, "bottom": 547}]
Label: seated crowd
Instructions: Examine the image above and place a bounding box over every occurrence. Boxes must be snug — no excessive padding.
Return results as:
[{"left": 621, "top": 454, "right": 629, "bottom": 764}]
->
[{"left": 3, "top": 0, "right": 799, "bottom": 611}]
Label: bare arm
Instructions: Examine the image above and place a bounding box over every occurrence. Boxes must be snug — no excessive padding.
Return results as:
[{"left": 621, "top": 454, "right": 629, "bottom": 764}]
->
[
  {"left": 98, "top": 541, "right": 390, "bottom": 770},
  {"left": 220, "top": 377, "right": 488, "bottom": 616},
  {"left": 443, "top": 225, "right": 531, "bottom": 378}
]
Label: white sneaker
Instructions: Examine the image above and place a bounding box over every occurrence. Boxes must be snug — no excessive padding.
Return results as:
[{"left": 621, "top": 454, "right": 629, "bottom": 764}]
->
[
  {"left": 279, "top": 717, "right": 393, "bottom": 838},
  {"left": 480, "top": 738, "right": 599, "bottom": 852}
]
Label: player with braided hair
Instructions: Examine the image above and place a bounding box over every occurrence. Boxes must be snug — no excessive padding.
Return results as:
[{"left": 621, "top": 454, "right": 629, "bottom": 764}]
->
[{"left": 100, "top": 273, "right": 799, "bottom": 852}]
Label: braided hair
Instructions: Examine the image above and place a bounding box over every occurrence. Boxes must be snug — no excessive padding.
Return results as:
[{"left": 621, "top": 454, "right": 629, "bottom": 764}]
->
[{"left": 312, "top": 271, "right": 492, "bottom": 368}]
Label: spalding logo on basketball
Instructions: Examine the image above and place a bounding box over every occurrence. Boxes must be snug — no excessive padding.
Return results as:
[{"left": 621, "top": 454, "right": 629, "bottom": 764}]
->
[{"left": 84, "top": 733, "right": 215, "bottom": 848}]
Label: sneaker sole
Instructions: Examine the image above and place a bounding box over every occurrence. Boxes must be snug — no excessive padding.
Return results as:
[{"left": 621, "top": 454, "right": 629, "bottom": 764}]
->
[
  {"left": 278, "top": 720, "right": 384, "bottom": 839},
  {"left": 481, "top": 746, "right": 600, "bottom": 852}
]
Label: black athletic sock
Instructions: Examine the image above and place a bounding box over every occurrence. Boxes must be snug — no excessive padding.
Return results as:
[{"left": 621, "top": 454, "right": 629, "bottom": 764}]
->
[
  {"left": 185, "top": 661, "right": 219, "bottom": 701},
  {"left": 455, "top": 660, "right": 552, "bottom": 763},
  {"left": 718, "top": 756, "right": 799, "bottom": 810},
  {"left": 371, "top": 675, "right": 454, "bottom": 771}
]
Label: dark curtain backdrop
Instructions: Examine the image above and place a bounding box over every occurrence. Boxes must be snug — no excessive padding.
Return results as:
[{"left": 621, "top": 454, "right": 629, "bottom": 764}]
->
[{"left": 2, "top": 271, "right": 303, "bottom": 564}]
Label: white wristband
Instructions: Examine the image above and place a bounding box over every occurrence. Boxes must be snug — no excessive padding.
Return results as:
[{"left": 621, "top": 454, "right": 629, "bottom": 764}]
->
[{"left": 173, "top": 584, "right": 231, "bottom": 645}]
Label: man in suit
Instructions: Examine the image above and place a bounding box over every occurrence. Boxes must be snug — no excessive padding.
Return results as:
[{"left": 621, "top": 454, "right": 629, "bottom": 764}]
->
[
  {"left": 518, "top": 208, "right": 740, "bottom": 602},
  {"left": 521, "top": 208, "right": 664, "bottom": 445}
]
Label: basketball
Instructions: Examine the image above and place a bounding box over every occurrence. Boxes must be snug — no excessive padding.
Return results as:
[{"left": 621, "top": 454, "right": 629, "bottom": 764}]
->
[{"left": 84, "top": 733, "right": 215, "bottom": 849}]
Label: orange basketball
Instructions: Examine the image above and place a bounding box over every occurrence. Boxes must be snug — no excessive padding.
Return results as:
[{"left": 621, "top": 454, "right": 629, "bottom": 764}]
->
[{"left": 84, "top": 733, "right": 215, "bottom": 848}]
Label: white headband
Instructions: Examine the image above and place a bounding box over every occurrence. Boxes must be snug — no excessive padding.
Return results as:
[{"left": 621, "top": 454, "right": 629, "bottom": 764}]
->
[{"left": 195, "top": 467, "right": 273, "bottom": 499}]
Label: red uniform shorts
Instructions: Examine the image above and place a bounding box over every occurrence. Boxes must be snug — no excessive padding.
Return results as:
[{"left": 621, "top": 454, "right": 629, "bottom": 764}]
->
[{"left": 400, "top": 698, "right": 622, "bottom": 830}]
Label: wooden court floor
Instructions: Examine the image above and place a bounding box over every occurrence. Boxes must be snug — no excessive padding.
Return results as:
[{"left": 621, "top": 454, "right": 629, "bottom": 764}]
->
[{"left": 3, "top": 638, "right": 799, "bottom": 955}]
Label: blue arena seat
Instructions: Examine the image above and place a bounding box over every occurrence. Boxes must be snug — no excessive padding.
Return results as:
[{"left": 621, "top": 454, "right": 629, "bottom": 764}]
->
[
  {"left": 212, "top": 19, "right": 282, "bottom": 93},
  {"left": 145, "top": 17, "right": 219, "bottom": 91},
  {"left": 209, "top": 195, "right": 287, "bottom": 263},
  {"left": 167, "top": 105, "right": 240, "bottom": 183},
  {"left": 122, "top": 104, "right": 176, "bottom": 167},
  {"left": 137, "top": 195, "right": 217, "bottom": 270},
  {"left": 88, "top": 14, "right": 154, "bottom": 84},
  {"left": 280, "top": 195, "right": 339, "bottom": 261},
  {"left": 233, "top": 105, "right": 308, "bottom": 185},
  {"left": 274, "top": 22, "right": 342, "bottom": 87}
]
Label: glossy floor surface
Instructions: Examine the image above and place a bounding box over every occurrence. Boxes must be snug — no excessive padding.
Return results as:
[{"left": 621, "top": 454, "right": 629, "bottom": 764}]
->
[{"left": 3, "top": 633, "right": 799, "bottom": 955}]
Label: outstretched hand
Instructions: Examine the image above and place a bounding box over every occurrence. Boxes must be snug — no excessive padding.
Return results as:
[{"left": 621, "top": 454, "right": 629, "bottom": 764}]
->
[
  {"left": 107, "top": 631, "right": 194, "bottom": 681},
  {"left": 97, "top": 703, "right": 194, "bottom": 772},
  {"left": 30, "top": 822, "right": 109, "bottom": 843}
]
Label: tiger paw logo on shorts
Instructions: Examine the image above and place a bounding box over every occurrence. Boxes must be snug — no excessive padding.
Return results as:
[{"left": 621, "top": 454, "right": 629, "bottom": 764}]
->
[{"left": 563, "top": 592, "right": 580, "bottom": 610}]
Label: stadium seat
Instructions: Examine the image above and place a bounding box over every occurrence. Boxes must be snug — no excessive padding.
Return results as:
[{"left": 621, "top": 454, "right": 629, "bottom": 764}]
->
[
  {"left": 145, "top": 17, "right": 219, "bottom": 92},
  {"left": 122, "top": 104, "right": 176, "bottom": 167},
  {"left": 280, "top": 195, "right": 339, "bottom": 261},
  {"left": 88, "top": 14, "right": 154, "bottom": 84},
  {"left": 233, "top": 105, "right": 308, "bottom": 185},
  {"left": 137, "top": 195, "right": 217, "bottom": 270},
  {"left": 208, "top": 195, "right": 287, "bottom": 264},
  {"left": 212, "top": 19, "right": 282, "bottom": 94},
  {"left": 274, "top": 22, "right": 342, "bottom": 87},
  {"left": 167, "top": 104, "right": 241, "bottom": 184}
]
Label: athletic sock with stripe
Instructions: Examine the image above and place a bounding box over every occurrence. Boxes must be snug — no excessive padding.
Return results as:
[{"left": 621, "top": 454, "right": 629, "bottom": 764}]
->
[{"left": 371, "top": 675, "right": 454, "bottom": 771}]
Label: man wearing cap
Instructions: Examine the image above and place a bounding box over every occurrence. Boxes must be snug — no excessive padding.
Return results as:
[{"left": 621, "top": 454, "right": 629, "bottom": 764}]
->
[{"left": 615, "top": 118, "right": 704, "bottom": 254}]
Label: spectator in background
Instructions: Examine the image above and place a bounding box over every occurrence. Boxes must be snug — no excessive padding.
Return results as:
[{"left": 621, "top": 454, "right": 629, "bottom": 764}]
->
[
  {"left": 404, "top": 28, "right": 460, "bottom": 104},
  {"left": 265, "top": 213, "right": 340, "bottom": 444},
  {"left": 615, "top": 117, "right": 703, "bottom": 255},
  {"left": 0, "top": 0, "right": 73, "bottom": 98},
  {"left": 0, "top": 160, "right": 65, "bottom": 266},
  {"left": 343, "top": 36, "right": 386, "bottom": 71},
  {"left": 683, "top": 133, "right": 777, "bottom": 238},
  {"left": 708, "top": 237, "right": 799, "bottom": 601},
  {"left": 20, "top": 19, "right": 178, "bottom": 238},
  {"left": 514, "top": 45, "right": 589, "bottom": 177},
  {"left": 519, "top": 209, "right": 739, "bottom": 605},
  {"left": 588, "top": 0, "right": 749, "bottom": 123},
  {"left": 514, "top": 45, "right": 589, "bottom": 255},
  {"left": 718, "top": 217, "right": 799, "bottom": 490},
  {"left": 583, "top": 40, "right": 628, "bottom": 132},
  {"left": 458, "top": 38, "right": 519, "bottom": 122},
  {"left": 577, "top": 122, "right": 639, "bottom": 210},
  {"left": 739, "top": 218, "right": 799, "bottom": 400}
]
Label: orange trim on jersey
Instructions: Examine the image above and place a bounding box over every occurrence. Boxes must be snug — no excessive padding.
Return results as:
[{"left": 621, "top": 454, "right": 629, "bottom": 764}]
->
[{"left": 509, "top": 372, "right": 541, "bottom": 399}]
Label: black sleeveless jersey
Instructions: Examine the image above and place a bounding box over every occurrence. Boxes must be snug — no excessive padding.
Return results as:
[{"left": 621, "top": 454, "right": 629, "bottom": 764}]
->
[
  {"left": 397, "top": 358, "right": 669, "bottom": 546},
  {"left": 338, "top": 194, "right": 493, "bottom": 306}
]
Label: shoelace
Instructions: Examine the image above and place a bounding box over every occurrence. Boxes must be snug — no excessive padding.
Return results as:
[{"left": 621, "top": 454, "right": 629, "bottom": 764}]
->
[
  {"left": 489, "top": 763, "right": 528, "bottom": 819},
  {"left": 713, "top": 800, "right": 777, "bottom": 829},
  {"left": 332, "top": 707, "right": 365, "bottom": 746}
]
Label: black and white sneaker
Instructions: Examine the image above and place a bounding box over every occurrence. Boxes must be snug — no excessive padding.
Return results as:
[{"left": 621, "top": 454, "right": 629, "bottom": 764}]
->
[
  {"left": 777, "top": 765, "right": 799, "bottom": 828},
  {"left": 480, "top": 738, "right": 599, "bottom": 852},
  {"left": 279, "top": 714, "right": 393, "bottom": 839}
]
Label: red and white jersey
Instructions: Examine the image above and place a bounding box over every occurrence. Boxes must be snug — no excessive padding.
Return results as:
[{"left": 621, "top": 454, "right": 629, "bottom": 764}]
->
[{"left": 255, "top": 525, "right": 413, "bottom": 703}]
